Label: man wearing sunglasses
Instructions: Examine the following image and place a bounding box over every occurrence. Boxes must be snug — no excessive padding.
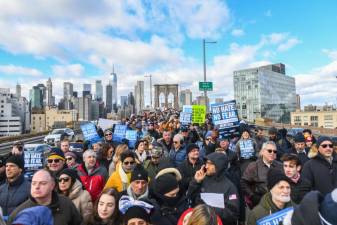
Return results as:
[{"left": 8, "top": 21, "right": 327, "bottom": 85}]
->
[
  {"left": 240, "top": 141, "right": 283, "bottom": 209},
  {"left": 46, "top": 148, "right": 67, "bottom": 177},
  {"left": 302, "top": 136, "right": 337, "bottom": 195}
]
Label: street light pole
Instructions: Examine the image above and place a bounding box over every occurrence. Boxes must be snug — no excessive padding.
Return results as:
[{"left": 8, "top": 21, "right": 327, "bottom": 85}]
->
[
  {"left": 202, "top": 39, "right": 216, "bottom": 112},
  {"left": 145, "top": 74, "right": 152, "bottom": 109}
]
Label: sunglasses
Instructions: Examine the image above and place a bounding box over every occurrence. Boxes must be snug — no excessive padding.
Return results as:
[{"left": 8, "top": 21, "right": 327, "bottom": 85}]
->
[
  {"left": 173, "top": 141, "right": 179, "bottom": 144},
  {"left": 320, "top": 144, "right": 333, "bottom": 149},
  {"left": 105, "top": 133, "right": 112, "bottom": 136},
  {"left": 123, "top": 161, "right": 135, "bottom": 165},
  {"left": 65, "top": 157, "right": 73, "bottom": 161},
  {"left": 58, "top": 177, "right": 70, "bottom": 183},
  {"left": 47, "top": 159, "right": 61, "bottom": 163},
  {"left": 267, "top": 149, "right": 277, "bottom": 154}
]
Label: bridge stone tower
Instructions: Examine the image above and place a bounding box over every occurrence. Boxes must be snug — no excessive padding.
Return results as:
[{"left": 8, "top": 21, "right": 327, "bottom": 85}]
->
[{"left": 154, "top": 84, "right": 179, "bottom": 109}]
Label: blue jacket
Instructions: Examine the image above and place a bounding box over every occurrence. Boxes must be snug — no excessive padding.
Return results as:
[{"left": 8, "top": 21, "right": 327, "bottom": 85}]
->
[
  {"left": 0, "top": 174, "right": 30, "bottom": 216},
  {"left": 12, "top": 206, "right": 53, "bottom": 225},
  {"left": 169, "top": 145, "right": 187, "bottom": 167}
]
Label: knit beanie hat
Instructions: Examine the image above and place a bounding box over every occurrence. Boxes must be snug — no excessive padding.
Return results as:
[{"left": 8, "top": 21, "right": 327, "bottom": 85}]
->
[
  {"left": 6, "top": 155, "right": 24, "bottom": 170},
  {"left": 64, "top": 151, "right": 77, "bottom": 160},
  {"left": 124, "top": 206, "right": 150, "bottom": 223},
  {"left": 319, "top": 188, "right": 337, "bottom": 225},
  {"left": 186, "top": 143, "right": 199, "bottom": 155},
  {"left": 59, "top": 168, "right": 80, "bottom": 184},
  {"left": 48, "top": 147, "right": 65, "bottom": 161},
  {"left": 267, "top": 168, "right": 292, "bottom": 190},
  {"left": 316, "top": 136, "right": 333, "bottom": 147},
  {"left": 131, "top": 165, "right": 148, "bottom": 182},
  {"left": 154, "top": 173, "right": 178, "bottom": 195}
]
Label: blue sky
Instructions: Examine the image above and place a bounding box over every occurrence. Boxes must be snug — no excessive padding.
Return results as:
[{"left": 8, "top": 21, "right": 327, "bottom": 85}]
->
[{"left": 0, "top": 0, "right": 337, "bottom": 106}]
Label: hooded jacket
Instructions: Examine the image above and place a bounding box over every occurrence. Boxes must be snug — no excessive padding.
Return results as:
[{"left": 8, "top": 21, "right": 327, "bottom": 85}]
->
[
  {"left": 8, "top": 191, "right": 82, "bottom": 225},
  {"left": 247, "top": 192, "right": 294, "bottom": 225},
  {"left": 12, "top": 206, "right": 53, "bottom": 225},
  {"left": 302, "top": 153, "right": 337, "bottom": 195},
  {"left": 77, "top": 162, "right": 108, "bottom": 202},
  {"left": 187, "top": 152, "right": 240, "bottom": 225}
]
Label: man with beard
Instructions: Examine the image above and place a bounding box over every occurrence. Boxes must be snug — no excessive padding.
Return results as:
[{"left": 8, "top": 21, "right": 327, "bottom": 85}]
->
[
  {"left": 156, "top": 130, "right": 172, "bottom": 157},
  {"left": 247, "top": 169, "right": 295, "bottom": 225},
  {"left": 147, "top": 122, "right": 160, "bottom": 140},
  {"left": 188, "top": 152, "right": 240, "bottom": 225},
  {"left": 144, "top": 146, "right": 164, "bottom": 180},
  {"left": 290, "top": 133, "right": 310, "bottom": 165}
]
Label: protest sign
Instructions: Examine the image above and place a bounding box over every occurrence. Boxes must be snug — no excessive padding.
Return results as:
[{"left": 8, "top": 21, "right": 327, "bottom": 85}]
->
[
  {"left": 125, "top": 130, "right": 137, "bottom": 149},
  {"left": 257, "top": 207, "right": 293, "bottom": 225},
  {"left": 211, "top": 100, "right": 240, "bottom": 138},
  {"left": 24, "top": 151, "right": 44, "bottom": 170},
  {"left": 98, "top": 118, "right": 119, "bottom": 131},
  {"left": 80, "top": 122, "right": 101, "bottom": 143},
  {"left": 113, "top": 124, "right": 127, "bottom": 142},
  {"left": 180, "top": 112, "right": 192, "bottom": 125},
  {"left": 183, "top": 105, "right": 193, "bottom": 113},
  {"left": 192, "top": 105, "right": 206, "bottom": 124}
]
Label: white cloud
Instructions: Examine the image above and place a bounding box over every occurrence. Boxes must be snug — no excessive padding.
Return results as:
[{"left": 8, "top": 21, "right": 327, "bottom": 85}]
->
[
  {"left": 52, "top": 64, "right": 85, "bottom": 78},
  {"left": 277, "top": 38, "right": 301, "bottom": 52},
  {"left": 231, "top": 29, "right": 245, "bottom": 37},
  {"left": 322, "top": 49, "right": 337, "bottom": 60},
  {"left": 0, "top": 64, "right": 43, "bottom": 77}
]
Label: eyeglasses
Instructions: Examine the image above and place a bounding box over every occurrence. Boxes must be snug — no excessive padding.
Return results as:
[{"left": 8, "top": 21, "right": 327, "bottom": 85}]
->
[
  {"left": 65, "top": 157, "right": 73, "bottom": 161},
  {"left": 320, "top": 144, "right": 333, "bottom": 149},
  {"left": 58, "top": 177, "right": 70, "bottom": 183},
  {"left": 123, "top": 161, "right": 135, "bottom": 165},
  {"left": 105, "top": 133, "right": 112, "bottom": 136},
  {"left": 47, "top": 159, "right": 61, "bottom": 163},
  {"left": 267, "top": 149, "right": 277, "bottom": 154}
]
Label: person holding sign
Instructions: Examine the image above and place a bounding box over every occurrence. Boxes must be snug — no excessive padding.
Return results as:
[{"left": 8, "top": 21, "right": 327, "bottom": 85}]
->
[
  {"left": 187, "top": 152, "right": 240, "bottom": 225},
  {"left": 247, "top": 168, "right": 295, "bottom": 225}
]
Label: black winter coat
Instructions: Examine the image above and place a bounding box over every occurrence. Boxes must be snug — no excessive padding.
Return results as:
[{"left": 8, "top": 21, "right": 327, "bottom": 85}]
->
[
  {"left": 290, "top": 177, "right": 311, "bottom": 204},
  {"left": 302, "top": 153, "right": 337, "bottom": 195},
  {"left": 178, "top": 159, "right": 203, "bottom": 191}
]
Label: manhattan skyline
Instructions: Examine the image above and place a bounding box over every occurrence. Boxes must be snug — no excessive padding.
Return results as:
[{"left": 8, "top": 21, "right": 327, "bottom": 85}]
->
[{"left": 0, "top": 1, "right": 337, "bottom": 106}]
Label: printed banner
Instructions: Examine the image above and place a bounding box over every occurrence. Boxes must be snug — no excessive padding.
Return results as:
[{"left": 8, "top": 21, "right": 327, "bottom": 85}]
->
[
  {"left": 125, "top": 130, "right": 137, "bottom": 149},
  {"left": 183, "top": 105, "right": 193, "bottom": 114},
  {"left": 257, "top": 207, "right": 294, "bottom": 225},
  {"left": 24, "top": 151, "right": 44, "bottom": 170},
  {"left": 211, "top": 100, "right": 240, "bottom": 138},
  {"left": 113, "top": 124, "right": 127, "bottom": 142},
  {"left": 98, "top": 118, "right": 119, "bottom": 131},
  {"left": 80, "top": 123, "right": 101, "bottom": 143},
  {"left": 180, "top": 112, "right": 192, "bottom": 125},
  {"left": 192, "top": 105, "right": 206, "bottom": 124}
]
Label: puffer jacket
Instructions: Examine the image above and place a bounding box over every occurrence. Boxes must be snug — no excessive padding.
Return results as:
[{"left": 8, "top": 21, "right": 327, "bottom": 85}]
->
[
  {"left": 68, "top": 180, "right": 93, "bottom": 220},
  {"left": 247, "top": 192, "right": 294, "bottom": 225},
  {"left": 169, "top": 145, "right": 187, "bottom": 167},
  {"left": 187, "top": 152, "right": 240, "bottom": 225},
  {"left": 77, "top": 162, "right": 108, "bottom": 202}
]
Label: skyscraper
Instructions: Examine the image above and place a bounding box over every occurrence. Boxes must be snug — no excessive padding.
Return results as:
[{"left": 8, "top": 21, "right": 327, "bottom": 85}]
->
[
  {"left": 36, "top": 84, "right": 46, "bottom": 106},
  {"left": 16, "top": 83, "right": 21, "bottom": 98},
  {"left": 83, "top": 84, "right": 92, "bottom": 98},
  {"left": 30, "top": 86, "right": 43, "bottom": 109},
  {"left": 46, "top": 78, "right": 54, "bottom": 106},
  {"left": 106, "top": 83, "right": 112, "bottom": 114},
  {"left": 120, "top": 96, "right": 128, "bottom": 108},
  {"left": 63, "top": 82, "right": 73, "bottom": 99},
  {"left": 110, "top": 66, "right": 118, "bottom": 111},
  {"left": 95, "top": 80, "right": 103, "bottom": 101},
  {"left": 233, "top": 63, "right": 296, "bottom": 123},
  {"left": 134, "top": 81, "right": 144, "bottom": 114}
]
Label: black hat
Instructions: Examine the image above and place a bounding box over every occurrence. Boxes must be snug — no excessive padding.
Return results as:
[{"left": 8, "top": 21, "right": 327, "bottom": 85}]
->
[
  {"left": 186, "top": 143, "right": 199, "bottom": 155},
  {"left": 180, "top": 126, "right": 189, "bottom": 132},
  {"left": 124, "top": 206, "right": 150, "bottom": 223},
  {"left": 320, "top": 188, "right": 337, "bottom": 225},
  {"left": 154, "top": 173, "right": 178, "bottom": 195},
  {"left": 267, "top": 168, "right": 292, "bottom": 190},
  {"left": 294, "top": 133, "right": 305, "bottom": 143},
  {"left": 131, "top": 165, "right": 148, "bottom": 182},
  {"left": 6, "top": 155, "right": 24, "bottom": 170},
  {"left": 59, "top": 168, "right": 80, "bottom": 184},
  {"left": 120, "top": 150, "right": 135, "bottom": 163},
  {"left": 316, "top": 136, "right": 333, "bottom": 147},
  {"left": 268, "top": 127, "right": 278, "bottom": 135}
]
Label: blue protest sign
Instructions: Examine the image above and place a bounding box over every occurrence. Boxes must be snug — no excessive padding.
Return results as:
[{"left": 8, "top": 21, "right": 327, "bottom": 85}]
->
[
  {"left": 80, "top": 123, "right": 101, "bottom": 143},
  {"left": 257, "top": 207, "right": 293, "bottom": 225},
  {"left": 113, "top": 124, "right": 127, "bottom": 142},
  {"left": 180, "top": 112, "right": 192, "bottom": 125},
  {"left": 125, "top": 130, "right": 137, "bottom": 149},
  {"left": 211, "top": 100, "right": 239, "bottom": 138}
]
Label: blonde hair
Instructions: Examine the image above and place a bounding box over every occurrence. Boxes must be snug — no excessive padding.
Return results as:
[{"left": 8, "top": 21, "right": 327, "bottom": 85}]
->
[{"left": 186, "top": 204, "right": 218, "bottom": 225}]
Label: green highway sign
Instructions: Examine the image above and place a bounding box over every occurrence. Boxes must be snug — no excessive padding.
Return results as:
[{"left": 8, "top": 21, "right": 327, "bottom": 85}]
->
[{"left": 199, "top": 81, "right": 213, "bottom": 91}]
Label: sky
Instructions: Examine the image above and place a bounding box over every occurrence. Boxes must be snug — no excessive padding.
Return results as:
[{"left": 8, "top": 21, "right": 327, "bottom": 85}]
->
[{"left": 0, "top": 0, "right": 337, "bottom": 107}]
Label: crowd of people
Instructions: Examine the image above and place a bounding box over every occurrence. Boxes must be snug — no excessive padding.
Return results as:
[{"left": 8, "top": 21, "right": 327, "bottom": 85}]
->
[{"left": 0, "top": 109, "right": 337, "bottom": 225}]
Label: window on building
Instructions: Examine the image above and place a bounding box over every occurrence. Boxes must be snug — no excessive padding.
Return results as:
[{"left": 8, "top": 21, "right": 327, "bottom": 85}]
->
[
  {"left": 294, "top": 116, "right": 301, "bottom": 122},
  {"left": 310, "top": 116, "right": 318, "bottom": 121},
  {"left": 324, "top": 115, "right": 333, "bottom": 120}
]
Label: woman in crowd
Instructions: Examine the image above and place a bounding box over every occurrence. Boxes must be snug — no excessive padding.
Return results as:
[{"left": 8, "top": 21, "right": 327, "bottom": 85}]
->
[
  {"left": 57, "top": 168, "right": 93, "bottom": 220},
  {"left": 101, "top": 143, "right": 115, "bottom": 171},
  {"left": 83, "top": 188, "right": 121, "bottom": 225},
  {"left": 109, "top": 144, "right": 128, "bottom": 175},
  {"left": 134, "top": 139, "right": 150, "bottom": 164},
  {"left": 64, "top": 151, "right": 80, "bottom": 169}
]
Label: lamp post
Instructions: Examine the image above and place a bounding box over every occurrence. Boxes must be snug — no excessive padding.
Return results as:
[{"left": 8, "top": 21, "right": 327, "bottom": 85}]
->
[
  {"left": 145, "top": 74, "right": 152, "bottom": 109},
  {"left": 203, "top": 39, "right": 217, "bottom": 112}
]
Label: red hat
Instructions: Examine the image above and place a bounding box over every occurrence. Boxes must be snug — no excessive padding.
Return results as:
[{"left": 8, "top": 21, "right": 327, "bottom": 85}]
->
[{"left": 305, "top": 136, "right": 313, "bottom": 142}]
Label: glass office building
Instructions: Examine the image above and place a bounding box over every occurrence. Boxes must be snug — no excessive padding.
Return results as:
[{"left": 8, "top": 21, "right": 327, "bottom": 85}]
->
[{"left": 233, "top": 63, "right": 296, "bottom": 123}]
